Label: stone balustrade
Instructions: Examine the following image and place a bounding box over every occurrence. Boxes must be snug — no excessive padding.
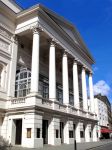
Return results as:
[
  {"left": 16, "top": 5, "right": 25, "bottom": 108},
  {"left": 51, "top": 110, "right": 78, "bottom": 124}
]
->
[{"left": 11, "top": 97, "right": 25, "bottom": 104}]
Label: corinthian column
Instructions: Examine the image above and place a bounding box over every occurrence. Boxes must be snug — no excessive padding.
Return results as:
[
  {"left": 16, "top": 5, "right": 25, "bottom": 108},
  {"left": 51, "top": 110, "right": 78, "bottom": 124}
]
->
[
  {"left": 89, "top": 72, "right": 94, "bottom": 113},
  {"left": 81, "top": 66, "right": 88, "bottom": 111},
  {"left": 62, "top": 52, "right": 69, "bottom": 105},
  {"left": 73, "top": 60, "right": 79, "bottom": 108},
  {"left": 49, "top": 41, "right": 56, "bottom": 101},
  {"left": 31, "top": 28, "right": 40, "bottom": 94}
]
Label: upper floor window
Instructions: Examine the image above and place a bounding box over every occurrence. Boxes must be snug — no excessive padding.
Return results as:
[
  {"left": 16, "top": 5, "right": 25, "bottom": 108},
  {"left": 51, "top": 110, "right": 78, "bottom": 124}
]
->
[
  {"left": 15, "top": 68, "right": 31, "bottom": 97},
  {"left": 69, "top": 93, "right": 74, "bottom": 106},
  {"left": 56, "top": 87, "right": 63, "bottom": 104}
]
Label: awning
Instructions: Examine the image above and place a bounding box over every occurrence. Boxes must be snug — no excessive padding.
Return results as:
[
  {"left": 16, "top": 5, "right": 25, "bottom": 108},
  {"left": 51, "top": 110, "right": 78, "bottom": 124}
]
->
[{"left": 101, "top": 128, "right": 112, "bottom": 133}]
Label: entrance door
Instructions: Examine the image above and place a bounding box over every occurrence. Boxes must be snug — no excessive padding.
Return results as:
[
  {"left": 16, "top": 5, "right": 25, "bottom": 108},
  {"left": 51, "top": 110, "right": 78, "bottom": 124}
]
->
[
  {"left": 42, "top": 120, "right": 48, "bottom": 144},
  {"left": 15, "top": 119, "right": 22, "bottom": 145},
  {"left": 60, "top": 122, "right": 64, "bottom": 143}
]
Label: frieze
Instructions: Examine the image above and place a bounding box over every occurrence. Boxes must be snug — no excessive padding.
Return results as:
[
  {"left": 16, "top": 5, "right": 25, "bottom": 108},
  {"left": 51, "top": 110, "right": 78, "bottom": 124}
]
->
[{"left": 0, "top": 40, "right": 9, "bottom": 51}]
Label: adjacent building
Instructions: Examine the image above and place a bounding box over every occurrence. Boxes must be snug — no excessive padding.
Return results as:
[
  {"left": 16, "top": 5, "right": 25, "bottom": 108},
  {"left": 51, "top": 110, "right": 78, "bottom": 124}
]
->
[
  {"left": 0, "top": 0, "right": 98, "bottom": 148},
  {"left": 94, "top": 94, "right": 112, "bottom": 139}
]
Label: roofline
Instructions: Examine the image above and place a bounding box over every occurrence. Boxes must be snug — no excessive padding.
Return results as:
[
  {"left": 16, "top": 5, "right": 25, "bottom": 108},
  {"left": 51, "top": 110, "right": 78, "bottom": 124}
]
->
[{"left": 9, "top": 0, "right": 23, "bottom": 11}]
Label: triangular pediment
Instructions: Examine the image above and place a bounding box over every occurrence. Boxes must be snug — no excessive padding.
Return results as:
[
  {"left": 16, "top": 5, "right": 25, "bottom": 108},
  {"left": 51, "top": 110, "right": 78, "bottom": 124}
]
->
[{"left": 39, "top": 4, "right": 94, "bottom": 62}]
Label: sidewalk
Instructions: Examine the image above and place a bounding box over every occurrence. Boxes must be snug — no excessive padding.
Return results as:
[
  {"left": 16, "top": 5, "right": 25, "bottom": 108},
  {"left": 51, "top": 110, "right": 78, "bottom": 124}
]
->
[{"left": 12, "top": 140, "right": 112, "bottom": 150}]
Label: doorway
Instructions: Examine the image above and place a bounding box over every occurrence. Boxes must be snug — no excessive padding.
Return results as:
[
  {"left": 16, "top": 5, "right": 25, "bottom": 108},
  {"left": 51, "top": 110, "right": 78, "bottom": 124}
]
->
[
  {"left": 42, "top": 119, "right": 48, "bottom": 144},
  {"left": 60, "top": 122, "right": 64, "bottom": 143},
  {"left": 15, "top": 119, "right": 22, "bottom": 145}
]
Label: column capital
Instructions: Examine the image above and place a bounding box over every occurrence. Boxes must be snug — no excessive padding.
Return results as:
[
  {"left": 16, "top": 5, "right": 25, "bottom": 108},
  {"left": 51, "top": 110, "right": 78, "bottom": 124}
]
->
[
  {"left": 48, "top": 38, "right": 57, "bottom": 47},
  {"left": 51, "top": 39, "right": 57, "bottom": 46},
  {"left": 73, "top": 58, "right": 80, "bottom": 64},
  {"left": 63, "top": 50, "right": 68, "bottom": 57},
  {"left": 82, "top": 65, "right": 88, "bottom": 71},
  {"left": 89, "top": 71, "right": 93, "bottom": 76},
  {"left": 32, "top": 27, "right": 42, "bottom": 34},
  {"left": 11, "top": 35, "right": 18, "bottom": 44}
]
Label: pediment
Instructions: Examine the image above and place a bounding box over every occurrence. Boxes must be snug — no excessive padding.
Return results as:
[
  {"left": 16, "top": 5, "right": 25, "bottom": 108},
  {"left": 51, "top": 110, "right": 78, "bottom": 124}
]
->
[{"left": 39, "top": 4, "right": 94, "bottom": 62}]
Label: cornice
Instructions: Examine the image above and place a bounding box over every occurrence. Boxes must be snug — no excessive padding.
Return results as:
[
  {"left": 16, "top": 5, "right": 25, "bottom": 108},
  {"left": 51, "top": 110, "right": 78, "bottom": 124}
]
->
[{"left": 5, "top": 104, "right": 97, "bottom": 123}]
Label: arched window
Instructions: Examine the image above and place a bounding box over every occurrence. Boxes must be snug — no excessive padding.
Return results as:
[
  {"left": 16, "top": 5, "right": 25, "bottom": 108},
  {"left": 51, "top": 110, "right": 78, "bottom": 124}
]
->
[{"left": 15, "top": 68, "right": 31, "bottom": 97}]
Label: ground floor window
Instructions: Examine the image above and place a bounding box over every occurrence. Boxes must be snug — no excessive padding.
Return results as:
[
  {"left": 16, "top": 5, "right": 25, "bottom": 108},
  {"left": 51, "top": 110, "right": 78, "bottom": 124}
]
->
[
  {"left": 80, "top": 131, "right": 84, "bottom": 138},
  {"left": 69, "top": 130, "right": 73, "bottom": 138},
  {"left": 27, "top": 128, "right": 31, "bottom": 138}
]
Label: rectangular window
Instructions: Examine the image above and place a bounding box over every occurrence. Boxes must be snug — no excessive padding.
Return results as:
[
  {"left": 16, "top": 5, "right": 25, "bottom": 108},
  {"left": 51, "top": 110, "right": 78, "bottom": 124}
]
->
[
  {"left": 80, "top": 131, "right": 84, "bottom": 138},
  {"left": 90, "top": 132, "right": 91, "bottom": 138},
  {"left": 27, "top": 128, "right": 31, "bottom": 138},
  {"left": 69, "top": 130, "right": 73, "bottom": 138},
  {"left": 56, "top": 130, "right": 59, "bottom": 138},
  {"left": 37, "top": 128, "right": 40, "bottom": 138}
]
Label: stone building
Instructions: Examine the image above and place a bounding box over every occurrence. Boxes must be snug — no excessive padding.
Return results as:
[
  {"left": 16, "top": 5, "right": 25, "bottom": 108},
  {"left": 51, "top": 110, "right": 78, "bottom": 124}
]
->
[
  {"left": 0, "top": 0, "right": 98, "bottom": 148},
  {"left": 94, "top": 94, "right": 112, "bottom": 139}
]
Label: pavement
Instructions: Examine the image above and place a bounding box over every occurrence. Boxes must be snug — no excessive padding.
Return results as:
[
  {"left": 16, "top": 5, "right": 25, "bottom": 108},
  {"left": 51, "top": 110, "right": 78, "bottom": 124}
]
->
[{"left": 10, "top": 140, "right": 112, "bottom": 150}]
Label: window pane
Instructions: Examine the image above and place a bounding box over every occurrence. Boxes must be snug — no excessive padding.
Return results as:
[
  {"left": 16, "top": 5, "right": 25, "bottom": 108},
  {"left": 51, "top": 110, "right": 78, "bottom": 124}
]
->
[
  {"left": 20, "top": 73, "right": 23, "bottom": 79},
  {"left": 23, "top": 89, "right": 26, "bottom": 97},
  {"left": 15, "top": 68, "right": 31, "bottom": 98},
  {"left": 19, "top": 90, "right": 23, "bottom": 97},
  {"left": 27, "top": 128, "right": 31, "bottom": 138},
  {"left": 24, "top": 72, "right": 27, "bottom": 78}
]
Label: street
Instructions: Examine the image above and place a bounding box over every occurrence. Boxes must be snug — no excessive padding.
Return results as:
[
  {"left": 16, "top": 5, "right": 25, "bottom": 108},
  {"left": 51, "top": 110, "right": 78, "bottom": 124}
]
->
[{"left": 89, "top": 142, "right": 112, "bottom": 150}]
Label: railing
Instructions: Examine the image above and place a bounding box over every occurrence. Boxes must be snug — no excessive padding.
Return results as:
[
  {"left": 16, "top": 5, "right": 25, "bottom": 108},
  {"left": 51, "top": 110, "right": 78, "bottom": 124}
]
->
[
  {"left": 79, "top": 109, "right": 87, "bottom": 117},
  {"left": 59, "top": 103, "right": 67, "bottom": 112},
  {"left": 10, "top": 95, "right": 97, "bottom": 121},
  {"left": 11, "top": 97, "right": 25, "bottom": 104},
  {"left": 42, "top": 98, "right": 52, "bottom": 107}
]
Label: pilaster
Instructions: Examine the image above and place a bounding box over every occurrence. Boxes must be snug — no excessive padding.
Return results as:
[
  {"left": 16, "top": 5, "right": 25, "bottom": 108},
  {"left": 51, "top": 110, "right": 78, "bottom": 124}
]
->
[{"left": 7, "top": 35, "right": 18, "bottom": 98}]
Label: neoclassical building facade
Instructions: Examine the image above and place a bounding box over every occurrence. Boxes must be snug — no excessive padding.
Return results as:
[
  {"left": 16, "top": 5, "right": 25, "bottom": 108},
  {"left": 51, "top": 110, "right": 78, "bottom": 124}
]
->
[{"left": 0, "top": 0, "right": 98, "bottom": 148}]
